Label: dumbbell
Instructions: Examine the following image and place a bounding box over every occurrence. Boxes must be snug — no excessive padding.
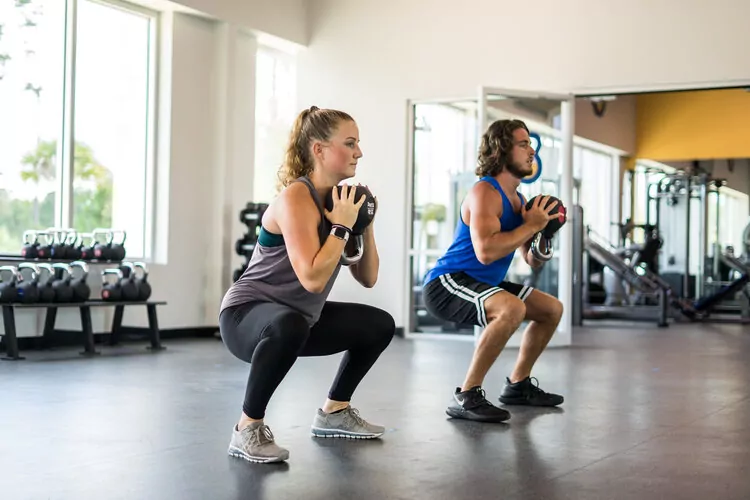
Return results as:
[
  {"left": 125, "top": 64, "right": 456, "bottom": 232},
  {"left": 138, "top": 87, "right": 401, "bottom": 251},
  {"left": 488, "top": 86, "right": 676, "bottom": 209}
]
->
[
  {"left": 133, "top": 262, "right": 152, "bottom": 301},
  {"left": 16, "top": 263, "right": 41, "bottom": 304},
  {"left": 51, "top": 263, "right": 75, "bottom": 302},
  {"left": 69, "top": 261, "right": 91, "bottom": 302},
  {"left": 36, "top": 263, "right": 57, "bottom": 303},
  {"left": 0, "top": 266, "right": 20, "bottom": 303},
  {"left": 117, "top": 262, "right": 141, "bottom": 301},
  {"left": 324, "top": 184, "right": 377, "bottom": 266},
  {"left": 524, "top": 195, "right": 567, "bottom": 262},
  {"left": 101, "top": 268, "right": 124, "bottom": 301}
]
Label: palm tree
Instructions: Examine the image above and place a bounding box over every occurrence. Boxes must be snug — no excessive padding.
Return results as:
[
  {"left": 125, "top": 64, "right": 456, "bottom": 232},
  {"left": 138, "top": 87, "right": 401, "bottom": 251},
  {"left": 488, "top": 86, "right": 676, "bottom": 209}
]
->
[{"left": 20, "top": 140, "right": 56, "bottom": 224}]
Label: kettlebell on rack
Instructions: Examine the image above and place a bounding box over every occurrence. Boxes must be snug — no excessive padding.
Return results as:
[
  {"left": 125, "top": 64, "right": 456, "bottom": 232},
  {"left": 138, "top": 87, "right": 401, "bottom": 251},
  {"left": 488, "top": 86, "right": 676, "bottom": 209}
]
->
[
  {"left": 0, "top": 266, "right": 20, "bottom": 303},
  {"left": 65, "top": 230, "right": 82, "bottom": 260},
  {"left": 111, "top": 230, "right": 127, "bottom": 261},
  {"left": 16, "top": 263, "right": 41, "bottom": 304},
  {"left": 101, "top": 268, "right": 123, "bottom": 301},
  {"left": 77, "top": 233, "right": 97, "bottom": 261},
  {"left": 36, "top": 263, "right": 57, "bottom": 303},
  {"left": 133, "top": 262, "right": 152, "bottom": 301},
  {"left": 118, "top": 262, "right": 140, "bottom": 301},
  {"left": 51, "top": 263, "right": 74, "bottom": 303},
  {"left": 93, "top": 229, "right": 115, "bottom": 261},
  {"left": 69, "top": 261, "right": 91, "bottom": 302},
  {"left": 21, "top": 230, "right": 40, "bottom": 258}
]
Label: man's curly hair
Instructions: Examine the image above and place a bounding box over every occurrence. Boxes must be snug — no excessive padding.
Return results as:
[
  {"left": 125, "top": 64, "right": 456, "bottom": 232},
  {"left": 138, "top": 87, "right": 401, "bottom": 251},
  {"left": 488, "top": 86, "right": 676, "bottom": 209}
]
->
[{"left": 475, "top": 119, "right": 529, "bottom": 177}]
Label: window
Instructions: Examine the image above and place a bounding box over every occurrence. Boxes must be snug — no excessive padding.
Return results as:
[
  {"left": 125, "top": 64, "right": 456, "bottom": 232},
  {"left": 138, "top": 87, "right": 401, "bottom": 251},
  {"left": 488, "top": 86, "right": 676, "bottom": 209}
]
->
[
  {"left": 0, "top": 0, "right": 157, "bottom": 259},
  {"left": 73, "top": 0, "right": 156, "bottom": 259},
  {"left": 253, "top": 44, "right": 297, "bottom": 203},
  {"left": 0, "top": 0, "right": 65, "bottom": 253}
]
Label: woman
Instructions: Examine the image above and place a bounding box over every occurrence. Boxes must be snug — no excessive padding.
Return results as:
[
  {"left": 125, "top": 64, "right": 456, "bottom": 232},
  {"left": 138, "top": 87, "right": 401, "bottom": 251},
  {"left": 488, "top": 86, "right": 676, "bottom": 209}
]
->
[{"left": 219, "top": 106, "right": 395, "bottom": 464}]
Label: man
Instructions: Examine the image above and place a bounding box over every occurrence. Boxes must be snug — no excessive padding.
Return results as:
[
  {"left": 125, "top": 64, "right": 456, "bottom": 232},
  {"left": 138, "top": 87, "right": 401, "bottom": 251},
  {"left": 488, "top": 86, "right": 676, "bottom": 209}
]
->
[{"left": 422, "top": 118, "right": 564, "bottom": 423}]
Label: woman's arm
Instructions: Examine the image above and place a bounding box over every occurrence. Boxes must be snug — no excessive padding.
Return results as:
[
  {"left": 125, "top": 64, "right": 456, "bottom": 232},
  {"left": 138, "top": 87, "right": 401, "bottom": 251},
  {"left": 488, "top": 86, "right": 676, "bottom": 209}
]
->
[{"left": 275, "top": 183, "right": 348, "bottom": 293}]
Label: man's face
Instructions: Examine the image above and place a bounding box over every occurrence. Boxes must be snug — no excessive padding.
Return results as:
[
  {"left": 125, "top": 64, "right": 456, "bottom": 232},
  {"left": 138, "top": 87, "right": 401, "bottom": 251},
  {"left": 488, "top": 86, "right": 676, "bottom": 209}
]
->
[{"left": 506, "top": 127, "right": 535, "bottom": 179}]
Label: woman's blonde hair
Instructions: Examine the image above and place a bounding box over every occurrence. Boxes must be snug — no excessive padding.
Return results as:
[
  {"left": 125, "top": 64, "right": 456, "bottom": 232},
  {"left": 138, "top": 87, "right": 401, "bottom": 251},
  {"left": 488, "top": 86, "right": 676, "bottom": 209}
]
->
[{"left": 276, "top": 105, "right": 354, "bottom": 191}]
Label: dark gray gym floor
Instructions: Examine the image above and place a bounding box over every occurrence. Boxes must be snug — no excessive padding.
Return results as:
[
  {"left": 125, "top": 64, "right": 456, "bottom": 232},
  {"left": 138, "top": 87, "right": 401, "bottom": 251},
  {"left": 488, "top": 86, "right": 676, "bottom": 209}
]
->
[{"left": 2, "top": 321, "right": 749, "bottom": 500}]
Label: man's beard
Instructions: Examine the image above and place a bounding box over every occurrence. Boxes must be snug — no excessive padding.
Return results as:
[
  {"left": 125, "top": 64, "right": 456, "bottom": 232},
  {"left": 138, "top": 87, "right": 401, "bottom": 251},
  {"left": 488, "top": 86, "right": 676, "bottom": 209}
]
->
[{"left": 506, "top": 160, "right": 533, "bottom": 179}]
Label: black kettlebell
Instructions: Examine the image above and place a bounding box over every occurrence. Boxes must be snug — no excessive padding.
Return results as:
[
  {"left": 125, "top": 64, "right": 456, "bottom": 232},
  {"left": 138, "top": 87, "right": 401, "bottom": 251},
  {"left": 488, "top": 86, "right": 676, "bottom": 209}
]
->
[
  {"left": 111, "top": 230, "right": 127, "bottom": 261},
  {"left": 133, "top": 262, "right": 152, "bottom": 301},
  {"left": 524, "top": 195, "right": 567, "bottom": 262},
  {"left": 65, "top": 230, "right": 82, "bottom": 260},
  {"left": 117, "top": 262, "right": 140, "bottom": 301},
  {"left": 69, "top": 261, "right": 91, "bottom": 302},
  {"left": 21, "top": 230, "right": 40, "bottom": 259},
  {"left": 36, "top": 264, "right": 57, "bottom": 303},
  {"left": 101, "top": 269, "right": 123, "bottom": 301},
  {"left": 0, "top": 266, "right": 20, "bottom": 303},
  {"left": 324, "top": 184, "right": 377, "bottom": 236},
  {"left": 35, "top": 231, "right": 53, "bottom": 259},
  {"left": 16, "top": 263, "right": 41, "bottom": 304},
  {"left": 49, "top": 229, "right": 69, "bottom": 260},
  {"left": 51, "top": 263, "right": 74, "bottom": 303},
  {"left": 93, "top": 229, "right": 115, "bottom": 261},
  {"left": 77, "top": 233, "right": 96, "bottom": 261}
]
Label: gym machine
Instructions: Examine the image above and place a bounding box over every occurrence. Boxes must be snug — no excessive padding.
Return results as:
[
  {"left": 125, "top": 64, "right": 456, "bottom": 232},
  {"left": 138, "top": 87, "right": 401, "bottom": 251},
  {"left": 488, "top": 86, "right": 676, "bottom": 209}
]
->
[
  {"left": 573, "top": 208, "right": 675, "bottom": 327},
  {"left": 573, "top": 165, "right": 750, "bottom": 327}
]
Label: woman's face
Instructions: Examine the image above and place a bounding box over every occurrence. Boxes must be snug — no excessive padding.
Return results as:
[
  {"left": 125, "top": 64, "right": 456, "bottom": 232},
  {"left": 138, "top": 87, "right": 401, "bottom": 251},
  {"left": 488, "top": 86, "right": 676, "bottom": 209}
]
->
[{"left": 314, "top": 120, "right": 363, "bottom": 179}]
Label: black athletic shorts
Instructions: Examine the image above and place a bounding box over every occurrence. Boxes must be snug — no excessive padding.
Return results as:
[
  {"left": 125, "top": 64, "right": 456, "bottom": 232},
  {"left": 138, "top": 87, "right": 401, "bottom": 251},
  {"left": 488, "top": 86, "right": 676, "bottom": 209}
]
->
[{"left": 422, "top": 272, "right": 534, "bottom": 328}]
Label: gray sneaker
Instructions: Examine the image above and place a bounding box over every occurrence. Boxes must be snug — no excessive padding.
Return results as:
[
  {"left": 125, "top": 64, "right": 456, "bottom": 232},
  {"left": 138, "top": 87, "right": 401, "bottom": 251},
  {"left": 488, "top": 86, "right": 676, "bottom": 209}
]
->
[
  {"left": 227, "top": 421, "right": 290, "bottom": 463},
  {"left": 310, "top": 406, "right": 385, "bottom": 439}
]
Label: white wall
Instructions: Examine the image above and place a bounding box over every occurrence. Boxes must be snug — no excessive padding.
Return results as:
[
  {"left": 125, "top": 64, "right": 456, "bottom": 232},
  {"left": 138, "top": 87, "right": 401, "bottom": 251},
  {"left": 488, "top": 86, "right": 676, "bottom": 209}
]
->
[
  {"left": 575, "top": 96, "right": 637, "bottom": 155},
  {"left": 297, "top": 0, "right": 750, "bottom": 329},
  {"left": 168, "top": 0, "right": 307, "bottom": 46}
]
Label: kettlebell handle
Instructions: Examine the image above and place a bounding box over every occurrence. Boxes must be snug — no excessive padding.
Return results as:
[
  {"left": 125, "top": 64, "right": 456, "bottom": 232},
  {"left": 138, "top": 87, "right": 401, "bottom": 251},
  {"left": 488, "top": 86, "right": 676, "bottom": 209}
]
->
[
  {"left": 101, "top": 268, "right": 124, "bottom": 284},
  {"left": 23, "top": 230, "right": 39, "bottom": 244},
  {"left": 340, "top": 235, "right": 365, "bottom": 266},
  {"left": 0, "top": 266, "right": 20, "bottom": 285},
  {"left": 18, "top": 263, "right": 40, "bottom": 282},
  {"left": 70, "top": 260, "right": 90, "bottom": 278},
  {"left": 133, "top": 262, "right": 149, "bottom": 279},
  {"left": 530, "top": 232, "right": 554, "bottom": 262},
  {"left": 52, "top": 263, "right": 73, "bottom": 280}
]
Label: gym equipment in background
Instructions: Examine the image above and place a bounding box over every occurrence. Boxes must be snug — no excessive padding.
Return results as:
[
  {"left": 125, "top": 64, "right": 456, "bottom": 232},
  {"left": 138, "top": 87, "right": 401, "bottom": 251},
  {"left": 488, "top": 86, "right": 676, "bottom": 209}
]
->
[
  {"left": 233, "top": 202, "right": 269, "bottom": 282},
  {"left": 17, "top": 227, "right": 128, "bottom": 262}
]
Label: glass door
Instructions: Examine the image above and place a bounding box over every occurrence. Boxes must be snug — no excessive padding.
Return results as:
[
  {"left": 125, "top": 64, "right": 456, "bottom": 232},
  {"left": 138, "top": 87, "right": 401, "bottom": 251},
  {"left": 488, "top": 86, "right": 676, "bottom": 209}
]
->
[{"left": 406, "top": 99, "right": 479, "bottom": 337}]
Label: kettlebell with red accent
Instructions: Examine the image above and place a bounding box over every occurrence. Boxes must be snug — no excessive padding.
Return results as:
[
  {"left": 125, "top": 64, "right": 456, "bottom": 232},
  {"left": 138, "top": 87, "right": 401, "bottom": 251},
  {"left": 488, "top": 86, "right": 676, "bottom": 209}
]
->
[{"left": 524, "top": 195, "right": 567, "bottom": 262}]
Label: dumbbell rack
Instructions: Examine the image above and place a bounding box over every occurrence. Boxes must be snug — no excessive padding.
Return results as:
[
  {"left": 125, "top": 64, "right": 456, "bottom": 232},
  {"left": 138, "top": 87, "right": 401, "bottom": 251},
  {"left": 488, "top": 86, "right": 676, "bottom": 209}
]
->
[{"left": 232, "top": 202, "right": 269, "bottom": 282}]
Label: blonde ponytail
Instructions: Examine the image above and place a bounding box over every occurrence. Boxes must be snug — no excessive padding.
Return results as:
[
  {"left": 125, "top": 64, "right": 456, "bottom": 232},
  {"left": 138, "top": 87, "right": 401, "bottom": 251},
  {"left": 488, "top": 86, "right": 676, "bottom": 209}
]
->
[{"left": 276, "top": 105, "right": 354, "bottom": 192}]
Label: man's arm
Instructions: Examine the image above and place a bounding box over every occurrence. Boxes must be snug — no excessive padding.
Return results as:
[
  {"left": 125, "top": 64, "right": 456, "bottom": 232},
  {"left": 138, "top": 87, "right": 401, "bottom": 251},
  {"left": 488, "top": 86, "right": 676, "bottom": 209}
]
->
[{"left": 467, "top": 183, "right": 539, "bottom": 265}]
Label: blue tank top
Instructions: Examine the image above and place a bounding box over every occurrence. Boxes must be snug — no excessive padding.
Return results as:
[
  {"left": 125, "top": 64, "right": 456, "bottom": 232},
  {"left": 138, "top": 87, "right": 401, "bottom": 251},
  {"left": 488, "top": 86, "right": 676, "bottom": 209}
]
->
[{"left": 423, "top": 176, "right": 525, "bottom": 286}]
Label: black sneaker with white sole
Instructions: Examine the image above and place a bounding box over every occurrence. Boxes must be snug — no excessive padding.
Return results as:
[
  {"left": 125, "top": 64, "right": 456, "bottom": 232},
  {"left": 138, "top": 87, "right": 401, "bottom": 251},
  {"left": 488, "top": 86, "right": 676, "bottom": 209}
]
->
[
  {"left": 499, "top": 376, "right": 564, "bottom": 406},
  {"left": 446, "top": 386, "right": 511, "bottom": 423}
]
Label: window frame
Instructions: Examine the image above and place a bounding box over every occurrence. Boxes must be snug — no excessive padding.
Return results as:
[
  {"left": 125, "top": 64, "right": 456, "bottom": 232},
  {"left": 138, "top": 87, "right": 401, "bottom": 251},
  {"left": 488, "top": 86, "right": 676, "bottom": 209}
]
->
[{"left": 1, "top": 0, "right": 160, "bottom": 260}]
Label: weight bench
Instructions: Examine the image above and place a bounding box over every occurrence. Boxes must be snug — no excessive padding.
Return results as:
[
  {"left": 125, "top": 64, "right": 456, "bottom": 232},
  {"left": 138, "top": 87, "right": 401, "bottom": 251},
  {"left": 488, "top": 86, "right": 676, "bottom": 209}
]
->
[{"left": 1, "top": 300, "right": 167, "bottom": 361}]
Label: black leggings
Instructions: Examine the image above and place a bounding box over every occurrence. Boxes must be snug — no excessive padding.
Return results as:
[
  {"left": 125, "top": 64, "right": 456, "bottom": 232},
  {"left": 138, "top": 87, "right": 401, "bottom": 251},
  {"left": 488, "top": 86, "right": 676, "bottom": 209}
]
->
[{"left": 220, "top": 301, "right": 396, "bottom": 419}]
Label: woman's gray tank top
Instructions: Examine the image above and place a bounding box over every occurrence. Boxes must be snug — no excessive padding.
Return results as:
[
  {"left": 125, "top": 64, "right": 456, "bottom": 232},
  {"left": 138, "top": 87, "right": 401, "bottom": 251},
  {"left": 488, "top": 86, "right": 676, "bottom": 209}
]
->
[{"left": 219, "top": 176, "right": 341, "bottom": 325}]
